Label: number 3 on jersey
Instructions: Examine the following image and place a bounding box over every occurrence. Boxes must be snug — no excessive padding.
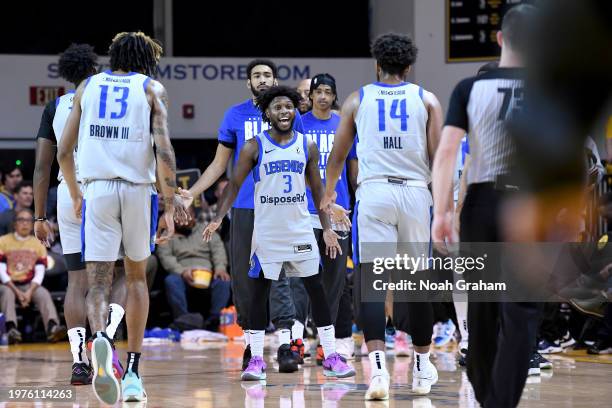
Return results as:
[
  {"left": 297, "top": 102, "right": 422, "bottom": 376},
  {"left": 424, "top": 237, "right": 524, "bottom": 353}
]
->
[
  {"left": 98, "top": 85, "right": 130, "bottom": 119},
  {"left": 376, "top": 98, "right": 409, "bottom": 132},
  {"left": 283, "top": 175, "right": 292, "bottom": 193}
]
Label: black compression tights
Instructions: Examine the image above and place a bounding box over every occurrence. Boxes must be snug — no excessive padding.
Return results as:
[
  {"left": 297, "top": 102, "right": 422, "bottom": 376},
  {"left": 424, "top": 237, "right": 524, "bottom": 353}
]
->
[
  {"left": 358, "top": 262, "right": 434, "bottom": 347},
  {"left": 250, "top": 272, "right": 332, "bottom": 330}
]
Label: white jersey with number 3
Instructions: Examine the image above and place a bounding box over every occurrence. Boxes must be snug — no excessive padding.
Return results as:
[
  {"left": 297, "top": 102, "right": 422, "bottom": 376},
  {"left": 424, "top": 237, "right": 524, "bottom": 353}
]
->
[
  {"left": 355, "top": 82, "right": 430, "bottom": 185},
  {"left": 77, "top": 70, "right": 155, "bottom": 184},
  {"left": 251, "top": 131, "right": 318, "bottom": 263}
]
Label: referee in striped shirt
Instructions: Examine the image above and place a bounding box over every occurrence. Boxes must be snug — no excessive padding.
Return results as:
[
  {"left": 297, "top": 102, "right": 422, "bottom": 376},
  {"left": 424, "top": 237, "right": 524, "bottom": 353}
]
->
[{"left": 432, "top": 5, "right": 538, "bottom": 408}]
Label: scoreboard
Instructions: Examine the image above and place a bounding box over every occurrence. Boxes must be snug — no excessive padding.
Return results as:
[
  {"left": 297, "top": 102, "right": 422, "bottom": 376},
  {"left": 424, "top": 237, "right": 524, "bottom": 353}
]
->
[{"left": 446, "top": 0, "right": 527, "bottom": 62}]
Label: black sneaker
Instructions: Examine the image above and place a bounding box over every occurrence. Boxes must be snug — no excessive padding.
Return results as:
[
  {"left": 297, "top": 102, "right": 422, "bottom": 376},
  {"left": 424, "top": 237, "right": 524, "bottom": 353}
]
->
[
  {"left": 528, "top": 354, "right": 541, "bottom": 376},
  {"left": 7, "top": 327, "right": 22, "bottom": 344},
  {"left": 242, "top": 345, "right": 252, "bottom": 371},
  {"left": 47, "top": 322, "right": 67, "bottom": 343},
  {"left": 70, "top": 362, "right": 93, "bottom": 385},
  {"left": 277, "top": 344, "right": 298, "bottom": 373},
  {"left": 587, "top": 338, "right": 612, "bottom": 355},
  {"left": 458, "top": 347, "right": 467, "bottom": 367},
  {"left": 533, "top": 352, "right": 553, "bottom": 369}
]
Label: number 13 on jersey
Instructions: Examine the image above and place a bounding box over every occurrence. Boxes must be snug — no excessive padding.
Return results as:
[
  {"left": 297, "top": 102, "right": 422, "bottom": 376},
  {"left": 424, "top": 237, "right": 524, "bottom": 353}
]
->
[{"left": 98, "top": 85, "right": 130, "bottom": 119}]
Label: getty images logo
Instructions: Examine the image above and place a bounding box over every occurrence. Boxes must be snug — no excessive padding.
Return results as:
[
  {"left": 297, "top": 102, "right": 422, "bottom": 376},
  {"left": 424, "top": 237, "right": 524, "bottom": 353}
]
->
[{"left": 260, "top": 193, "right": 306, "bottom": 205}]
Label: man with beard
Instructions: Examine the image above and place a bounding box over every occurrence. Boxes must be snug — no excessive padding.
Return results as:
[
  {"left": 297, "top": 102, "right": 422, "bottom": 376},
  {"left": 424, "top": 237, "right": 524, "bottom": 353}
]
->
[
  {"left": 296, "top": 78, "right": 312, "bottom": 114},
  {"left": 180, "top": 60, "right": 304, "bottom": 370},
  {"left": 158, "top": 206, "right": 230, "bottom": 332}
]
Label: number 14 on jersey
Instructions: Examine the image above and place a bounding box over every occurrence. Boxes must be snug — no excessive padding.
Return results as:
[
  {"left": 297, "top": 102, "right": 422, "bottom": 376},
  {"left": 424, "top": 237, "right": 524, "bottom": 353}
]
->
[{"left": 376, "top": 98, "right": 408, "bottom": 149}]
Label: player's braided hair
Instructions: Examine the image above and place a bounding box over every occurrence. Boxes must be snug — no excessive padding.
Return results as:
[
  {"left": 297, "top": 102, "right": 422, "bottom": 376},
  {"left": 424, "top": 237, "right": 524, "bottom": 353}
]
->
[
  {"left": 109, "top": 32, "right": 163, "bottom": 77},
  {"left": 371, "top": 33, "right": 418, "bottom": 76},
  {"left": 58, "top": 43, "right": 98, "bottom": 85},
  {"left": 256, "top": 86, "right": 302, "bottom": 123}
]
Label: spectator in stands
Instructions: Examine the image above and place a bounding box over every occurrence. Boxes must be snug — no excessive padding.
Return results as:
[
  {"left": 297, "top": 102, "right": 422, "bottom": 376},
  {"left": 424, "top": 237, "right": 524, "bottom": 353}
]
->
[
  {"left": 0, "top": 182, "right": 34, "bottom": 235},
  {"left": 0, "top": 208, "right": 66, "bottom": 343},
  {"left": 0, "top": 166, "right": 23, "bottom": 213},
  {"left": 158, "top": 206, "right": 230, "bottom": 332}
]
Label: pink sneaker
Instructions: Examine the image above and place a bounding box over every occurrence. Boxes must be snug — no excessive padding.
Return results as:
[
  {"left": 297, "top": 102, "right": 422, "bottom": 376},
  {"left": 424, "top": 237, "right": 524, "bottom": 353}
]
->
[
  {"left": 395, "top": 331, "right": 411, "bottom": 357},
  {"left": 112, "top": 348, "right": 124, "bottom": 379},
  {"left": 241, "top": 356, "right": 267, "bottom": 381},
  {"left": 322, "top": 353, "right": 356, "bottom": 378}
]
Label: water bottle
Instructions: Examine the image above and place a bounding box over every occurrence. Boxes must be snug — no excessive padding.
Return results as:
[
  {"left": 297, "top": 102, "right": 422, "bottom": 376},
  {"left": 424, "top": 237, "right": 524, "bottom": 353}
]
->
[{"left": 0, "top": 313, "right": 8, "bottom": 347}]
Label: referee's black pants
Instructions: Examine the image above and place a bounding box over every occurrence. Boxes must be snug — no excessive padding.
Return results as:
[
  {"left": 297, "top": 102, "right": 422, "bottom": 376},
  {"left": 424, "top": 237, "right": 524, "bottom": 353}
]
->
[{"left": 460, "top": 183, "right": 541, "bottom": 408}]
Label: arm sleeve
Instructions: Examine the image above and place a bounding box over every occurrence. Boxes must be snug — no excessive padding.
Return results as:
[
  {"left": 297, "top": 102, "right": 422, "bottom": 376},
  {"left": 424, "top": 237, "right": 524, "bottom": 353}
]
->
[
  {"left": 32, "top": 264, "right": 45, "bottom": 285},
  {"left": 32, "top": 251, "right": 47, "bottom": 285},
  {"left": 209, "top": 232, "right": 228, "bottom": 271},
  {"left": 156, "top": 242, "right": 184, "bottom": 275},
  {"left": 218, "top": 108, "right": 237, "bottom": 144},
  {"left": 444, "top": 77, "right": 475, "bottom": 132},
  {"left": 36, "top": 101, "right": 57, "bottom": 143}
]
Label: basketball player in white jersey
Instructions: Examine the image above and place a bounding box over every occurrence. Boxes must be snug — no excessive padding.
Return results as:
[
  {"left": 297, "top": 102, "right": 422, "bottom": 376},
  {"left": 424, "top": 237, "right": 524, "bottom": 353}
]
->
[
  {"left": 203, "top": 86, "right": 355, "bottom": 381},
  {"left": 33, "top": 43, "right": 127, "bottom": 385},
  {"left": 322, "top": 33, "right": 444, "bottom": 400},
  {"left": 58, "top": 32, "right": 177, "bottom": 405}
]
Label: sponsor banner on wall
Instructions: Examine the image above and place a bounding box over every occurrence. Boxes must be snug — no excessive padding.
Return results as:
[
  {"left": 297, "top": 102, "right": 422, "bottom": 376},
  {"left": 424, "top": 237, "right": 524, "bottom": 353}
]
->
[{"left": 0, "top": 55, "right": 374, "bottom": 140}]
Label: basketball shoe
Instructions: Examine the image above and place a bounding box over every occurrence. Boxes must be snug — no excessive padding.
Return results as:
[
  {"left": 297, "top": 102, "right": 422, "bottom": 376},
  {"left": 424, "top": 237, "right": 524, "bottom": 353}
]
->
[
  {"left": 290, "top": 339, "right": 305, "bottom": 364},
  {"left": 122, "top": 371, "right": 147, "bottom": 402},
  {"left": 365, "top": 372, "right": 390, "bottom": 400},
  {"left": 277, "top": 344, "right": 298, "bottom": 373},
  {"left": 322, "top": 353, "right": 356, "bottom": 378},
  {"left": 91, "top": 332, "right": 120, "bottom": 405},
  {"left": 242, "top": 356, "right": 267, "bottom": 381},
  {"left": 412, "top": 354, "right": 438, "bottom": 394},
  {"left": 70, "top": 362, "right": 92, "bottom": 385}
]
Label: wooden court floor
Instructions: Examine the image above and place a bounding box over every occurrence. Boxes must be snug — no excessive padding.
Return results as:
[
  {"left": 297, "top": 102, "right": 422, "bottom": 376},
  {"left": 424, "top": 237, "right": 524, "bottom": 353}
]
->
[{"left": 1, "top": 340, "right": 611, "bottom": 407}]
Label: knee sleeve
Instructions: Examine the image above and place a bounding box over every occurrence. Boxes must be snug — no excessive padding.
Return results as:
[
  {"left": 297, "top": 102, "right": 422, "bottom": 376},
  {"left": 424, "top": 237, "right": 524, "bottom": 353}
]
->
[{"left": 64, "top": 253, "right": 85, "bottom": 271}]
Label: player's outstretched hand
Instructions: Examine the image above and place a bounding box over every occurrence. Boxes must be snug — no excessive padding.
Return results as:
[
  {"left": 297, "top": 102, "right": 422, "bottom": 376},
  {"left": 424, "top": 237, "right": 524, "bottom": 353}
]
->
[
  {"left": 178, "top": 187, "right": 194, "bottom": 209},
  {"left": 320, "top": 191, "right": 338, "bottom": 216},
  {"left": 323, "top": 228, "right": 342, "bottom": 259},
  {"left": 173, "top": 193, "right": 192, "bottom": 225},
  {"left": 202, "top": 218, "right": 222, "bottom": 242},
  {"left": 34, "top": 220, "right": 53, "bottom": 248},
  {"left": 156, "top": 211, "right": 175, "bottom": 244},
  {"left": 330, "top": 203, "right": 351, "bottom": 231}
]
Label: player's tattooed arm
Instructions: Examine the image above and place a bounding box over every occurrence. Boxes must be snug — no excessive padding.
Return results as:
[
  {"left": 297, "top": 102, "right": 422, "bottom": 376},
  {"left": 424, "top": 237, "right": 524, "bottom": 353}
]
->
[
  {"left": 149, "top": 80, "right": 177, "bottom": 209},
  {"left": 203, "top": 139, "right": 257, "bottom": 242},
  {"left": 322, "top": 91, "right": 359, "bottom": 211}
]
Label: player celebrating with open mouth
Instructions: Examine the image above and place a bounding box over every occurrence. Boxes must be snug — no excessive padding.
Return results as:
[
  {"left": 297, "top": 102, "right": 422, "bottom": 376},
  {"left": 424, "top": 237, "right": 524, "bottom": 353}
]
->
[{"left": 203, "top": 85, "right": 355, "bottom": 381}]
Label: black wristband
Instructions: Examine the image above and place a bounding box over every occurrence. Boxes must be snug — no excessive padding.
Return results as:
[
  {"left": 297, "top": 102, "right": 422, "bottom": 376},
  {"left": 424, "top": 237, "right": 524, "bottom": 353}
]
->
[{"left": 33, "top": 216, "right": 47, "bottom": 222}]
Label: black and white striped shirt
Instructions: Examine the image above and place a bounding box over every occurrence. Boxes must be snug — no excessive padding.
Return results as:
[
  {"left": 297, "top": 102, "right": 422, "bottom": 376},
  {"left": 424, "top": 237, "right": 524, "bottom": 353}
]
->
[{"left": 445, "top": 68, "right": 524, "bottom": 185}]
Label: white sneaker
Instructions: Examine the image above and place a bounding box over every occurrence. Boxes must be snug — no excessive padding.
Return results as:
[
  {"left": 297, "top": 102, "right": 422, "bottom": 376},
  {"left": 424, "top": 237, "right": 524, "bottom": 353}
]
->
[
  {"left": 560, "top": 331, "right": 576, "bottom": 349},
  {"left": 335, "top": 337, "right": 355, "bottom": 360},
  {"left": 365, "top": 373, "right": 390, "bottom": 400},
  {"left": 412, "top": 356, "right": 438, "bottom": 395}
]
